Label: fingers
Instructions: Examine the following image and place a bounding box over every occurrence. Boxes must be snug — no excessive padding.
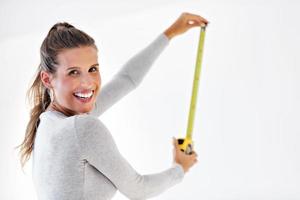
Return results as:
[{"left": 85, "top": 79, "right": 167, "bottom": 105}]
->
[
  {"left": 183, "top": 12, "right": 209, "bottom": 23},
  {"left": 182, "top": 12, "right": 209, "bottom": 27},
  {"left": 172, "top": 138, "right": 199, "bottom": 161},
  {"left": 191, "top": 151, "right": 197, "bottom": 159},
  {"left": 190, "top": 151, "right": 198, "bottom": 164},
  {"left": 164, "top": 12, "right": 209, "bottom": 39},
  {"left": 172, "top": 137, "right": 179, "bottom": 152},
  {"left": 191, "top": 151, "right": 198, "bottom": 157},
  {"left": 172, "top": 137, "right": 177, "bottom": 146},
  {"left": 190, "top": 151, "right": 198, "bottom": 165},
  {"left": 188, "top": 19, "right": 207, "bottom": 28},
  {"left": 172, "top": 137, "right": 186, "bottom": 155}
]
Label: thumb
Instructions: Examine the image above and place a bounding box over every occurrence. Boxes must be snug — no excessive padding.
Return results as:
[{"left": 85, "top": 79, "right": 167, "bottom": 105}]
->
[
  {"left": 187, "top": 20, "right": 206, "bottom": 28},
  {"left": 172, "top": 137, "right": 180, "bottom": 150},
  {"left": 172, "top": 137, "right": 177, "bottom": 146}
]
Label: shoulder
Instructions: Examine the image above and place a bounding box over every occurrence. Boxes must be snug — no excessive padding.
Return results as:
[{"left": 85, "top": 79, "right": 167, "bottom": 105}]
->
[
  {"left": 75, "top": 113, "right": 101, "bottom": 126},
  {"left": 74, "top": 114, "right": 110, "bottom": 140},
  {"left": 74, "top": 114, "right": 104, "bottom": 131}
]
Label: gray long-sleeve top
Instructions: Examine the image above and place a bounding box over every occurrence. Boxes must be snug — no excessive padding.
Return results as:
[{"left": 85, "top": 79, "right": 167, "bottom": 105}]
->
[{"left": 32, "top": 32, "right": 185, "bottom": 200}]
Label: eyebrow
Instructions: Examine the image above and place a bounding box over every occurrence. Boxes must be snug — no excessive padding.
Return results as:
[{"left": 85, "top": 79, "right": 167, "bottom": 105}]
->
[{"left": 67, "top": 63, "right": 99, "bottom": 70}]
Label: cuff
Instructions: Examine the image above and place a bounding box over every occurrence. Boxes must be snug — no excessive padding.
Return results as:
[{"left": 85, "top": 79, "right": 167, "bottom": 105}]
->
[
  {"left": 171, "top": 162, "right": 185, "bottom": 185},
  {"left": 160, "top": 32, "right": 171, "bottom": 45}
]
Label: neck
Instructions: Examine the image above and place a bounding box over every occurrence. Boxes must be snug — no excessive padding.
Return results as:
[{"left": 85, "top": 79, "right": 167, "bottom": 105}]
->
[{"left": 46, "top": 102, "right": 78, "bottom": 117}]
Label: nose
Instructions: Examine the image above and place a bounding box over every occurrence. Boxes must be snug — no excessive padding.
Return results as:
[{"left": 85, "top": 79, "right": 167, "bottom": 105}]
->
[{"left": 79, "top": 73, "right": 94, "bottom": 88}]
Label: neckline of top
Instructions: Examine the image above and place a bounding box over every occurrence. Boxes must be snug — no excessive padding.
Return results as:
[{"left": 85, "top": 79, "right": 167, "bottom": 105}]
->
[
  {"left": 41, "top": 110, "right": 68, "bottom": 118},
  {"left": 40, "top": 110, "right": 90, "bottom": 119}
]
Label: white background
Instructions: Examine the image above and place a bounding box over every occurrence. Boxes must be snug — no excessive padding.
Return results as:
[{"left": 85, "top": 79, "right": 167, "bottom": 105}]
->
[{"left": 0, "top": 0, "right": 299, "bottom": 199}]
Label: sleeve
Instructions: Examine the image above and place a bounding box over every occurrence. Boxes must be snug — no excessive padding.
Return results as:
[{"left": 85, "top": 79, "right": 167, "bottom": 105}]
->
[
  {"left": 89, "top": 32, "right": 170, "bottom": 117},
  {"left": 74, "top": 115, "right": 185, "bottom": 200}
]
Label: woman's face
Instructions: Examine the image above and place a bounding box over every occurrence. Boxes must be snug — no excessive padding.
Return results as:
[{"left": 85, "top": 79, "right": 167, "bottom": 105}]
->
[{"left": 42, "top": 46, "right": 101, "bottom": 115}]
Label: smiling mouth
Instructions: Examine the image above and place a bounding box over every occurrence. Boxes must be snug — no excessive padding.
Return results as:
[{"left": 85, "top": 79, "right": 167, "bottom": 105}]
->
[{"left": 73, "top": 90, "right": 94, "bottom": 100}]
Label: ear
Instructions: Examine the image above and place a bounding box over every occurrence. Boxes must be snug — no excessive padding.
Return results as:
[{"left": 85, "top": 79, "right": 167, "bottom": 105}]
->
[{"left": 40, "top": 70, "right": 54, "bottom": 89}]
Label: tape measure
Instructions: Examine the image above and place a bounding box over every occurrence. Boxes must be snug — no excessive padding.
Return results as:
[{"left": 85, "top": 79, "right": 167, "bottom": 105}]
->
[{"left": 177, "top": 25, "right": 206, "bottom": 155}]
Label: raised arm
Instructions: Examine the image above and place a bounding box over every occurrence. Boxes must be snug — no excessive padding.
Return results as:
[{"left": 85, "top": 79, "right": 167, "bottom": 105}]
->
[
  {"left": 89, "top": 12, "right": 209, "bottom": 118},
  {"left": 75, "top": 115, "right": 185, "bottom": 200},
  {"left": 89, "top": 32, "right": 170, "bottom": 117}
]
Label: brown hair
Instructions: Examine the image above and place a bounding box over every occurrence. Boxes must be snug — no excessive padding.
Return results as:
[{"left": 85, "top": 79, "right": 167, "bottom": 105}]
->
[{"left": 15, "top": 22, "right": 97, "bottom": 169}]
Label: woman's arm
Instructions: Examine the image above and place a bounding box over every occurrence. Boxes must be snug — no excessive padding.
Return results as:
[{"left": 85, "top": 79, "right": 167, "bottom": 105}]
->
[
  {"left": 89, "top": 12, "right": 209, "bottom": 118},
  {"left": 89, "top": 32, "right": 170, "bottom": 117},
  {"left": 75, "top": 115, "right": 185, "bottom": 200}
]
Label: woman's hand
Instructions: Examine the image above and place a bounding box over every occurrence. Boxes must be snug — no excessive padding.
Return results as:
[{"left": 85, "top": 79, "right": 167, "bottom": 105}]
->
[
  {"left": 172, "top": 137, "right": 198, "bottom": 173},
  {"left": 164, "top": 12, "right": 209, "bottom": 40}
]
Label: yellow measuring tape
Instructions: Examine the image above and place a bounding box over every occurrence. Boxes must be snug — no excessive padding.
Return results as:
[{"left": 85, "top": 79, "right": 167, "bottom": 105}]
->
[{"left": 177, "top": 26, "right": 206, "bottom": 154}]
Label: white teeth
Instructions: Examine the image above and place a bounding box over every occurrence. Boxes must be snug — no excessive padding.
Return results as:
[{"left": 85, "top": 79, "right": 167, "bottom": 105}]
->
[{"left": 74, "top": 91, "right": 93, "bottom": 98}]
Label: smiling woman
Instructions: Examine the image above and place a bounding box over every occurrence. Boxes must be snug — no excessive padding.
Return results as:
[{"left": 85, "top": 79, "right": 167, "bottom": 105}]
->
[
  {"left": 17, "top": 22, "right": 99, "bottom": 169},
  {"left": 40, "top": 45, "right": 101, "bottom": 115},
  {"left": 15, "top": 12, "right": 207, "bottom": 200}
]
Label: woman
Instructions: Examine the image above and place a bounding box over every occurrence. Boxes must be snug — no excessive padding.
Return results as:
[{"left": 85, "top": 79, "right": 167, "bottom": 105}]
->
[{"left": 18, "top": 12, "right": 209, "bottom": 200}]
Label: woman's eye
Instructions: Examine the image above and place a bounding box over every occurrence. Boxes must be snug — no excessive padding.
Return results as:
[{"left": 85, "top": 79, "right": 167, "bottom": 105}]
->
[
  {"left": 69, "top": 70, "right": 79, "bottom": 75},
  {"left": 90, "top": 66, "right": 98, "bottom": 72},
  {"left": 68, "top": 67, "right": 98, "bottom": 76}
]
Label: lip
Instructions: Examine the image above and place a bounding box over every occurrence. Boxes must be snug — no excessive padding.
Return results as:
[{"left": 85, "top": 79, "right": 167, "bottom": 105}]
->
[
  {"left": 73, "top": 90, "right": 94, "bottom": 103},
  {"left": 74, "top": 89, "right": 94, "bottom": 94}
]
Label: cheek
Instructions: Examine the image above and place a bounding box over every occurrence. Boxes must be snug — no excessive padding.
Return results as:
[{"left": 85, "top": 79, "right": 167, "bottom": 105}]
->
[
  {"left": 56, "top": 77, "right": 78, "bottom": 98},
  {"left": 97, "top": 74, "right": 101, "bottom": 86},
  {"left": 96, "top": 74, "right": 101, "bottom": 93}
]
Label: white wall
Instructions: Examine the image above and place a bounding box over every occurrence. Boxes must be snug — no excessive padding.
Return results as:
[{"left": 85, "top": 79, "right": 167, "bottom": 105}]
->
[{"left": 0, "top": 0, "right": 299, "bottom": 199}]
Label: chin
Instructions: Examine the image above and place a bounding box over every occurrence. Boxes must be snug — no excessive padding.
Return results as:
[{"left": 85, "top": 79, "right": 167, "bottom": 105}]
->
[
  {"left": 80, "top": 104, "right": 95, "bottom": 114},
  {"left": 77, "top": 107, "right": 92, "bottom": 114}
]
